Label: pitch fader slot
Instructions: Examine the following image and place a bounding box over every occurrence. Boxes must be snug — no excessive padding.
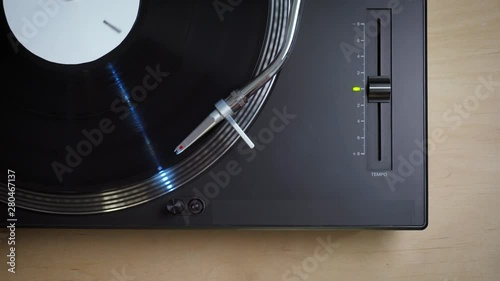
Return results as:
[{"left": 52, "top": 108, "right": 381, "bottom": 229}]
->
[{"left": 366, "top": 9, "right": 392, "bottom": 171}]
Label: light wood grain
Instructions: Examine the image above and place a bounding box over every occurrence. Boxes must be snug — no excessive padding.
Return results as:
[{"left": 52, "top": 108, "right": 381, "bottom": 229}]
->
[{"left": 1, "top": 0, "right": 500, "bottom": 280}]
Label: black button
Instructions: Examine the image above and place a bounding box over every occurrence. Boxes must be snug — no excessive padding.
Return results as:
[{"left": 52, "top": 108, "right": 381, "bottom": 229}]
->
[
  {"left": 188, "top": 198, "right": 205, "bottom": 215},
  {"left": 166, "top": 199, "right": 185, "bottom": 215}
]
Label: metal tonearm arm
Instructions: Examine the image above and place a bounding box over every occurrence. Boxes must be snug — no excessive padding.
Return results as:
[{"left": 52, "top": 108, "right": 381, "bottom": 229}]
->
[{"left": 175, "top": 0, "right": 303, "bottom": 155}]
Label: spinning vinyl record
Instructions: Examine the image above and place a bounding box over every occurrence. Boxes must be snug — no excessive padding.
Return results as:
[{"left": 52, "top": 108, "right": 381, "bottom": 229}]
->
[{"left": 1, "top": 0, "right": 290, "bottom": 214}]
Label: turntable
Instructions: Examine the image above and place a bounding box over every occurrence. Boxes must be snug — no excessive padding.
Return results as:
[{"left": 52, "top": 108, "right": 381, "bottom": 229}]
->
[{"left": 1, "top": 0, "right": 427, "bottom": 229}]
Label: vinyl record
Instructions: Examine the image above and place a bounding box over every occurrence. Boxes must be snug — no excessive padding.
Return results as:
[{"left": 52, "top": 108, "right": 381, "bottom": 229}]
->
[{"left": 1, "top": 0, "right": 290, "bottom": 213}]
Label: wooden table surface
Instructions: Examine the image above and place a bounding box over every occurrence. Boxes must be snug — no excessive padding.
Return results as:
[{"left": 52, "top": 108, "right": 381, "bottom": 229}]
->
[{"left": 2, "top": 0, "right": 499, "bottom": 280}]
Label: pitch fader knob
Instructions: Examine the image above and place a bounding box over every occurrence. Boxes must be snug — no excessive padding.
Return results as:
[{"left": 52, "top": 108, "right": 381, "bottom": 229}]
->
[{"left": 367, "top": 76, "right": 391, "bottom": 103}]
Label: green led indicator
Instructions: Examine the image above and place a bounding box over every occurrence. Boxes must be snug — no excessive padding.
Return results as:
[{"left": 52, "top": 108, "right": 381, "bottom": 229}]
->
[{"left": 352, "top": 86, "right": 362, "bottom": 92}]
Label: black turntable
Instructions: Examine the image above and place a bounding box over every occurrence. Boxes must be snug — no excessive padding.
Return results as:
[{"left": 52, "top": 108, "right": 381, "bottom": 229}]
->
[{"left": 1, "top": 0, "right": 427, "bottom": 229}]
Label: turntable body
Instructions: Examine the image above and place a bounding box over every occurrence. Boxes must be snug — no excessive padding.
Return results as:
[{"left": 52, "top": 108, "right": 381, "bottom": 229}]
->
[{"left": 1, "top": 0, "right": 427, "bottom": 229}]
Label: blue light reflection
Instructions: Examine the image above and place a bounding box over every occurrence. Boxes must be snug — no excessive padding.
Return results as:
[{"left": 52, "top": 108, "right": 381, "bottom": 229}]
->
[{"left": 107, "top": 63, "right": 163, "bottom": 171}]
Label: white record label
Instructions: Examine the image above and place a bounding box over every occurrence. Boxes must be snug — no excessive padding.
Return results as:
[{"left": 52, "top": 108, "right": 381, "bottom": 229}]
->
[{"left": 3, "top": 0, "right": 141, "bottom": 65}]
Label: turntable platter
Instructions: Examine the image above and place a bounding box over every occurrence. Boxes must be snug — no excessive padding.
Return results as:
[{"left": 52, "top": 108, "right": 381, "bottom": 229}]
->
[{"left": 1, "top": 0, "right": 290, "bottom": 213}]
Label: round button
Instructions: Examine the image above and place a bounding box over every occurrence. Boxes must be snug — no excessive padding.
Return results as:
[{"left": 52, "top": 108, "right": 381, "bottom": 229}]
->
[
  {"left": 166, "top": 199, "right": 185, "bottom": 215},
  {"left": 188, "top": 198, "right": 204, "bottom": 215}
]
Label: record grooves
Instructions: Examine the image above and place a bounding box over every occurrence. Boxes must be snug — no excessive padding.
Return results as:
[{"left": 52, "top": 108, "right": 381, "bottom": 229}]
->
[{"left": 1, "top": 0, "right": 290, "bottom": 214}]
